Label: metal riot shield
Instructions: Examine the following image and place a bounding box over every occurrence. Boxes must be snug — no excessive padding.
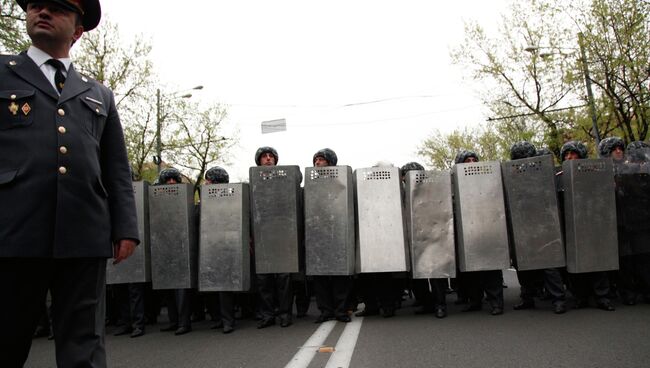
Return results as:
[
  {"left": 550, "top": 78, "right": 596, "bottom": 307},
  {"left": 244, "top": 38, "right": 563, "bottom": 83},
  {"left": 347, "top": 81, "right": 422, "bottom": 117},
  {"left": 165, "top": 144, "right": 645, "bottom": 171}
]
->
[
  {"left": 106, "top": 181, "right": 151, "bottom": 284},
  {"left": 562, "top": 159, "right": 619, "bottom": 273},
  {"left": 199, "top": 183, "right": 251, "bottom": 291},
  {"left": 250, "top": 166, "right": 302, "bottom": 274},
  {"left": 354, "top": 167, "right": 408, "bottom": 273},
  {"left": 453, "top": 161, "right": 510, "bottom": 272},
  {"left": 404, "top": 170, "right": 456, "bottom": 279},
  {"left": 148, "top": 183, "right": 197, "bottom": 289},
  {"left": 304, "top": 166, "right": 355, "bottom": 276},
  {"left": 501, "top": 156, "right": 565, "bottom": 270},
  {"left": 618, "top": 172, "right": 650, "bottom": 256}
]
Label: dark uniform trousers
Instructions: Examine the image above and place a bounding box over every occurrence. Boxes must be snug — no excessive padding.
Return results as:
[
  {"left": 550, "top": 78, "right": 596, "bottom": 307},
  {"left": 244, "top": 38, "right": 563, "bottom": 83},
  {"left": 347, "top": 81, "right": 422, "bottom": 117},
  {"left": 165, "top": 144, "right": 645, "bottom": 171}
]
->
[
  {"left": 618, "top": 253, "right": 650, "bottom": 302},
  {"left": 569, "top": 272, "right": 611, "bottom": 304},
  {"left": 115, "top": 283, "right": 145, "bottom": 331},
  {"left": 0, "top": 258, "right": 107, "bottom": 368},
  {"left": 166, "top": 289, "right": 191, "bottom": 329},
  {"left": 313, "top": 275, "right": 352, "bottom": 318},
  {"left": 516, "top": 268, "right": 566, "bottom": 306},
  {"left": 356, "top": 273, "right": 399, "bottom": 313},
  {"left": 464, "top": 270, "right": 504, "bottom": 309},
  {"left": 205, "top": 292, "right": 236, "bottom": 328},
  {"left": 257, "top": 273, "right": 293, "bottom": 321},
  {"left": 411, "top": 278, "right": 448, "bottom": 310}
]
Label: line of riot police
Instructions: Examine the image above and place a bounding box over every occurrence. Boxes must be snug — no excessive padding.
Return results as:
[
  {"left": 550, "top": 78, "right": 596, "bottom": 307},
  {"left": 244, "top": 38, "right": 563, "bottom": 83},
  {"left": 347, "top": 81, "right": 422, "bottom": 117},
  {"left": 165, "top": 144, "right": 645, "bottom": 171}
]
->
[{"left": 101, "top": 139, "right": 650, "bottom": 336}]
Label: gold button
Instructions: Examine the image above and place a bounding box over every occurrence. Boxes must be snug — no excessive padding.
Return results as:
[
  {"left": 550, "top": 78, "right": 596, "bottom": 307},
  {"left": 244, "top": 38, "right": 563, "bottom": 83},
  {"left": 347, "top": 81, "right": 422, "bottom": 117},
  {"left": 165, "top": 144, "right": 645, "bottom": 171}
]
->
[
  {"left": 58, "top": 108, "right": 65, "bottom": 116},
  {"left": 10, "top": 94, "right": 16, "bottom": 100},
  {"left": 9, "top": 60, "right": 16, "bottom": 66},
  {"left": 95, "top": 108, "right": 100, "bottom": 113},
  {"left": 58, "top": 166, "right": 67, "bottom": 174},
  {"left": 58, "top": 126, "right": 66, "bottom": 134},
  {"left": 59, "top": 146, "right": 68, "bottom": 154}
]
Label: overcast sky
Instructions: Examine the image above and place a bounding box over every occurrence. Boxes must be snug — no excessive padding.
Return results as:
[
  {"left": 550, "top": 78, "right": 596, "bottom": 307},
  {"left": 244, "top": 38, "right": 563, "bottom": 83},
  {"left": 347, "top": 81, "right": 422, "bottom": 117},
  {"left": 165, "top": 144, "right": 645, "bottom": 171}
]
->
[{"left": 101, "top": 1, "right": 511, "bottom": 181}]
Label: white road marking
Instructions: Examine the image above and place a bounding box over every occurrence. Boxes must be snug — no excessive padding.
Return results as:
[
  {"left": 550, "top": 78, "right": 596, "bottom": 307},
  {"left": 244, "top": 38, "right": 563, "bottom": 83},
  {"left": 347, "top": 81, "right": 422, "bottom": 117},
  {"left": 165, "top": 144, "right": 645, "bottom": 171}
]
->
[
  {"left": 325, "top": 318, "right": 364, "bottom": 368},
  {"left": 284, "top": 320, "right": 337, "bottom": 368}
]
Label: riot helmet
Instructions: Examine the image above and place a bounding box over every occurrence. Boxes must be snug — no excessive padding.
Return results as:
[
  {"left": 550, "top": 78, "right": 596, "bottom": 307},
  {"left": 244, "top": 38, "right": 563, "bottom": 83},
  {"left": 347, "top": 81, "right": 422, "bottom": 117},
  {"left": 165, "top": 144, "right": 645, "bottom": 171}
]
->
[
  {"left": 535, "top": 147, "right": 552, "bottom": 157},
  {"left": 255, "top": 146, "right": 279, "bottom": 166},
  {"left": 627, "top": 141, "right": 650, "bottom": 163},
  {"left": 205, "top": 166, "right": 230, "bottom": 184},
  {"left": 158, "top": 167, "right": 182, "bottom": 185},
  {"left": 454, "top": 150, "right": 479, "bottom": 164},
  {"left": 598, "top": 136, "right": 625, "bottom": 158},
  {"left": 400, "top": 162, "right": 425, "bottom": 177},
  {"left": 560, "top": 141, "right": 588, "bottom": 162},
  {"left": 510, "top": 141, "right": 537, "bottom": 160},
  {"left": 313, "top": 148, "right": 338, "bottom": 166}
]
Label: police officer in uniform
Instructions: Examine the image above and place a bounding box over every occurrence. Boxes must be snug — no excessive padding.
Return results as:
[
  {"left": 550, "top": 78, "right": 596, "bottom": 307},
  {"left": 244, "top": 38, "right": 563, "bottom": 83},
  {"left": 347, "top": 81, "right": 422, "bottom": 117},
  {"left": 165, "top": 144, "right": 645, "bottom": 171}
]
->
[
  {"left": 156, "top": 168, "right": 193, "bottom": 335},
  {"left": 401, "top": 162, "right": 449, "bottom": 318},
  {"left": 615, "top": 141, "right": 650, "bottom": 304},
  {"left": 598, "top": 137, "right": 627, "bottom": 302},
  {"left": 311, "top": 149, "right": 353, "bottom": 323},
  {"left": 454, "top": 150, "right": 505, "bottom": 315},
  {"left": 509, "top": 141, "right": 567, "bottom": 314},
  {"left": 202, "top": 166, "right": 237, "bottom": 333},
  {"left": 253, "top": 147, "right": 295, "bottom": 328},
  {"left": 559, "top": 141, "right": 615, "bottom": 311},
  {"left": 0, "top": 1, "right": 139, "bottom": 366}
]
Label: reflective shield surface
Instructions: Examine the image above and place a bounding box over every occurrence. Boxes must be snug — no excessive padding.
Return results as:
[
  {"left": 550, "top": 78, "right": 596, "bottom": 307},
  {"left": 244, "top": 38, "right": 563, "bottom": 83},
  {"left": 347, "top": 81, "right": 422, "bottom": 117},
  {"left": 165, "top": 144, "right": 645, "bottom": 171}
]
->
[
  {"left": 405, "top": 170, "right": 456, "bottom": 279},
  {"left": 354, "top": 167, "right": 408, "bottom": 273},
  {"left": 106, "top": 181, "right": 151, "bottom": 284},
  {"left": 149, "top": 183, "right": 197, "bottom": 289},
  {"left": 453, "top": 161, "right": 510, "bottom": 272},
  {"left": 501, "top": 156, "right": 565, "bottom": 270},
  {"left": 562, "top": 159, "right": 619, "bottom": 273},
  {"left": 304, "top": 166, "right": 355, "bottom": 276},
  {"left": 199, "top": 183, "right": 251, "bottom": 291},
  {"left": 250, "top": 166, "right": 302, "bottom": 274}
]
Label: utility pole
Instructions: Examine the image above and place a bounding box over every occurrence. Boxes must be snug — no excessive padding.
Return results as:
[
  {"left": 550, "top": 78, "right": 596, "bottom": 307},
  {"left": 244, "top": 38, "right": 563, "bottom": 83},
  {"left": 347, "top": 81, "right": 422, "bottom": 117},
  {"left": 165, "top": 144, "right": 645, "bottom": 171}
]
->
[
  {"left": 155, "top": 88, "right": 162, "bottom": 173},
  {"left": 578, "top": 32, "right": 601, "bottom": 146}
]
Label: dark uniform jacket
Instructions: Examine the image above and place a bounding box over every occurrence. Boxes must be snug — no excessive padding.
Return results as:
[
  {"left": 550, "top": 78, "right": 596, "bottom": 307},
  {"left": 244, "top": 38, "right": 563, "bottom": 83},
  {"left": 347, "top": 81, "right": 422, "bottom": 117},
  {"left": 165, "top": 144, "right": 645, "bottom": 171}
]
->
[{"left": 0, "top": 52, "right": 139, "bottom": 258}]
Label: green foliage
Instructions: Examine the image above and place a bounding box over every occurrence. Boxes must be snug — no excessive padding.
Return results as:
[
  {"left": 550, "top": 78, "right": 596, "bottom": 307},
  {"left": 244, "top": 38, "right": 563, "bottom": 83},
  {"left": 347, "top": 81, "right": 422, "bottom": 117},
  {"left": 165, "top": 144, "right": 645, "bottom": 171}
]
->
[
  {"left": 417, "top": 124, "right": 515, "bottom": 169},
  {"left": 425, "top": 0, "right": 650, "bottom": 166},
  {"left": 0, "top": 2, "right": 30, "bottom": 53},
  {"left": 573, "top": 0, "right": 650, "bottom": 143},
  {"left": 163, "top": 101, "right": 235, "bottom": 196}
]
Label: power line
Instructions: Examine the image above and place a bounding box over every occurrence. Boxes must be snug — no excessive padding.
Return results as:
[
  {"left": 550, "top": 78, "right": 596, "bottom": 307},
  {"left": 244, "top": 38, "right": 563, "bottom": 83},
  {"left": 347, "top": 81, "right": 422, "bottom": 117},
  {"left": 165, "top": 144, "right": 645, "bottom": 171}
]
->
[{"left": 486, "top": 104, "right": 588, "bottom": 121}]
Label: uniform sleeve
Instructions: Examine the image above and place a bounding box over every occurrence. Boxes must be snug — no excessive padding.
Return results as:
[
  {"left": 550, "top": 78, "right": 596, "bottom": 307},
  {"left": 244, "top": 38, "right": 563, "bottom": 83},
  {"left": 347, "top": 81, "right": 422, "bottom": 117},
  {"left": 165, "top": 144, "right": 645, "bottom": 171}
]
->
[{"left": 99, "top": 87, "right": 140, "bottom": 244}]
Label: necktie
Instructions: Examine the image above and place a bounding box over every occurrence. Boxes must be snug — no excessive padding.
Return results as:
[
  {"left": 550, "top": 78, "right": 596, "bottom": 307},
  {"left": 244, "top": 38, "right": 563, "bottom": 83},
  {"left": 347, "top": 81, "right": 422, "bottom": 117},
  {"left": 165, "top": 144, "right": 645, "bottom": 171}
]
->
[{"left": 46, "top": 59, "right": 66, "bottom": 93}]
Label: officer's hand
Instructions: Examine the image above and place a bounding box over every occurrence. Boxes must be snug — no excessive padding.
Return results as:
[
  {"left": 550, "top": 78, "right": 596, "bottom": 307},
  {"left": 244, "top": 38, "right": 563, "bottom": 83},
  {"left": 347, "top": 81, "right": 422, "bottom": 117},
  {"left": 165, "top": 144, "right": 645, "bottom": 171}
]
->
[{"left": 113, "top": 239, "right": 138, "bottom": 265}]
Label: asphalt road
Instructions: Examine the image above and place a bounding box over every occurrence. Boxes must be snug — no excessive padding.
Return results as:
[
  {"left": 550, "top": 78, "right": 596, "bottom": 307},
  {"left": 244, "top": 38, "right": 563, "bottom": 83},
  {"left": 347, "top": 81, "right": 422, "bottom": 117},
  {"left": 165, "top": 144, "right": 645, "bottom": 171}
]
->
[{"left": 26, "top": 270, "right": 650, "bottom": 368}]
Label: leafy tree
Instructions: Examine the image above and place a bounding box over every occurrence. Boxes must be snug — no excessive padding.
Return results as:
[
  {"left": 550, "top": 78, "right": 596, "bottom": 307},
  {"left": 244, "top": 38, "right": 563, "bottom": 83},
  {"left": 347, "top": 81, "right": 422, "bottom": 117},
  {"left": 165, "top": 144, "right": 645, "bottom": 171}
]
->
[
  {"left": 571, "top": 0, "right": 650, "bottom": 143},
  {"left": 72, "top": 18, "right": 154, "bottom": 109},
  {"left": 0, "top": 2, "right": 29, "bottom": 53},
  {"left": 432, "top": 0, "right": 650, "bottom": 165},
  {"left": 417, "top": 124, "right": 513, "bottom": 169},
  {"left": 164, "top": 101, "right": 235, "bottom": 196}
]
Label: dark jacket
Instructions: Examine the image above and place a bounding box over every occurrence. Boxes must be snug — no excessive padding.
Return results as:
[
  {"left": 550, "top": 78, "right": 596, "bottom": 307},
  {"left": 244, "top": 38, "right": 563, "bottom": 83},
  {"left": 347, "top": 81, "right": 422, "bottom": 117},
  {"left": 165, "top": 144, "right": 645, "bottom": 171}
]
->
[{"left": 0, "top": 52, "right": 138, "bottom": 258}]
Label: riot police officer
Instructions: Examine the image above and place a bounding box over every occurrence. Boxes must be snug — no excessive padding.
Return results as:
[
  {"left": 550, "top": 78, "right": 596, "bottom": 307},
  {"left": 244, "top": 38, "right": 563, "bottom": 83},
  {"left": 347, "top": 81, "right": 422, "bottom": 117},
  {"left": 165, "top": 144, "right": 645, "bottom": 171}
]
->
[
  {"left": 454, "top": 150, "right": 505, "bottom": 315},
  {"left": 509, "top": 141, "right": 567, "bottom": 314},
  {"left": 253, "top": 147, "right": 295, "bottom": 328},
  {"left": 157, "top": 168, "right": 194, "bottom": 334},
  {"left": 559, "top": 141, "right": 615, "bottom": 311},
  {"left": 311, "top": 149, "right": 353, "bottom": 323},
  {"left": 401, "top": 162, "right": 449, "bottom": 318},
  {"left": 201, "top": 166, "right": 238, "bottom": 333},
  {"left": 614, "top": 141, "right": 650, "bottom": 304}
]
